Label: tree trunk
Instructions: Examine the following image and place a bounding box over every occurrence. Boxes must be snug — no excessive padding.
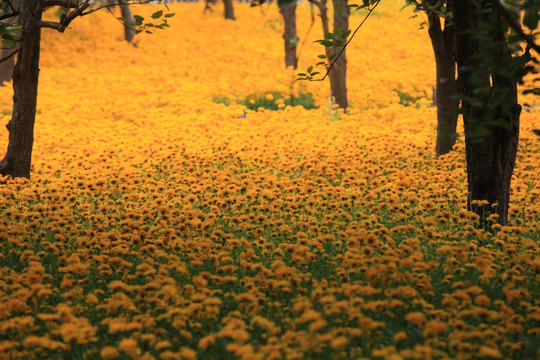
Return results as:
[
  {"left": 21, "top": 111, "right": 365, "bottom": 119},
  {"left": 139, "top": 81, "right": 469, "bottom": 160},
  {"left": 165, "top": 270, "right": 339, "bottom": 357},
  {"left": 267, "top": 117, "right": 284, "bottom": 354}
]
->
[
  {"left": 329, "top": 0, "right": 348, "bottom": 110},
  {"left": 453, "top": 0, "right": 520, "bottom": 226},
  {"left": 311, "top": 0, "right": 348, "bottom": 110},
  {"left": 0, "top": 42, "right": 16, "bottom": 85},
  {"left": 427, "top": 9, "right": 459, "bottom": 157},
  {"left": 279, "top": 1, "right": 298, "bottom": 69},
  {"left": 119, "top": 0, "right": 135, "bottom": 43},
  {"left": 224, "top": 0, "right": 235, "bottom": 20},
  {"left": 0, "top": 0, "right": 42, "bottom": 179}
]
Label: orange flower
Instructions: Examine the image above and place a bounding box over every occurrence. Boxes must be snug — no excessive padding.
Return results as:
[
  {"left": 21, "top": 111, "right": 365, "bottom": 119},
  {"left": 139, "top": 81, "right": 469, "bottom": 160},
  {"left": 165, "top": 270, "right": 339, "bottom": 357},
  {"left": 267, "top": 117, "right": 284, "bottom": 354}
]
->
[
  {"left": 330, "top": 336, "right": 348, "bottom": 349},
  {"left": 478, "top": 345, "right": 502, "bottom": 358},
  {"left": 119, "top": 338, "right": 140, "bottom": 359},
  {"left": 101, "top": 346, "right": 120, "bottom": 359},
  {"left": 405, "top": 312, "right": 427, "bottom": 327}
]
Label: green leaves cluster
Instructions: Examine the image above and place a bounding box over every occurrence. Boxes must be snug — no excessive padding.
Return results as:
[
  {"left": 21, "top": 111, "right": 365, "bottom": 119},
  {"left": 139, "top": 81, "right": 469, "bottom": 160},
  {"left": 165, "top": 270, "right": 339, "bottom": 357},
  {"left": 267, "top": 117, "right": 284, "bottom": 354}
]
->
[
  {"left": 127, "top": 10, "right": 175, "bottom": 35},
  {"left": 297, "top": 0, "right": 381, "bottom": 82},
  {"left": 522, "top": 0, "right": 540, "bottom": 31},
  {"left": 314, "top": 28, "right": 351, "bottom": 48},
  {"left": 349, "top": 0, "right": 380, "bottom": 11},
  {"left": 296, "top": 65, "right": 321, "bottom": 81},
  {"left": 0, "top": 22, "right": 19, "bottom": 46},
  {"left": 297, "top": 29, "right": 350, "bottom": 81}
]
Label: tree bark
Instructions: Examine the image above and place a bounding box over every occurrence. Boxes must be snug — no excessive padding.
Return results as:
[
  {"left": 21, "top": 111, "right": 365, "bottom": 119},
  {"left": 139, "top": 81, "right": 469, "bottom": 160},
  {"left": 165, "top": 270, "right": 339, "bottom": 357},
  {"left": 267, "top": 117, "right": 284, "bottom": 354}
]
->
[
  {"left": 310, "top": 0, "right": 349, "bottom": 110},
  {"left": 427, "top": 8, "right": 459, "bottom": 157},
  {"left": 224, "top": 0, "right": 235, "bottom": 20},
  {"left": 0, "top": 0, "right": 42, "bottom": 179},
  {"left": 119, "top": 0, "right": 135, "bottom": 43},
  {"left": 329, "top": 0, "right": 348, "bottom": 110},
  {"left": 279, "top": 1, "right": 298, "bottom": 69},
  {"left": 453, "top": 0, "right": 520, "bottom": 226},
  {"left": 0, "top": 42, "right": 16, "bottom": 85}
]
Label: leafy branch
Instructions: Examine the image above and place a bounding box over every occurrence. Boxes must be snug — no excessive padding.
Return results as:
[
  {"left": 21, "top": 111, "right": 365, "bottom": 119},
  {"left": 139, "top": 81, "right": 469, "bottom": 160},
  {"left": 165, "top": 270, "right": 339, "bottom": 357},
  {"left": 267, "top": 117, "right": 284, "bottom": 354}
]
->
[{"left": 297, "top": 0, "right": 381, "bottom": 81}]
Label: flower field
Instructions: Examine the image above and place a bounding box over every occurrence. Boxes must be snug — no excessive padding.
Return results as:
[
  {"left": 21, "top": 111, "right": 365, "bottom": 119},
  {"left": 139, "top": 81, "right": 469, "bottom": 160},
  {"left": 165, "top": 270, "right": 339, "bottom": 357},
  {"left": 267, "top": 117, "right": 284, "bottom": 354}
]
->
[{"left": 0, "top": 1, "right": 539, "bottom": 359}]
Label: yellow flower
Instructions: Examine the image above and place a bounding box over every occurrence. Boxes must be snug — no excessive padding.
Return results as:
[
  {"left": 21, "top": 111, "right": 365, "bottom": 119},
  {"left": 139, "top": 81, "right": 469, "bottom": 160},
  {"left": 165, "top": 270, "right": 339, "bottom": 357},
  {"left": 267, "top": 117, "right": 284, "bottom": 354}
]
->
[
  {"left": 393, "top": 331, "right": 407, "bottom": 342},
  {"left": 119, "top": 338, "right": 141, "bottom": 359},
  {"left": 101, "top": 346, "right": 120, "bottom": 359},
  {"left": 180, "top": 347, "right": 197, "bottom": 360},
  {"left": 59, "top": 323, "right": 78, "bottom": 343},
  {"left": 330, "top": 336, "right": 348, "bottom": 349},
  {"left": 475, "top": 294, "right": 491, "bottom": 306},
  {"left": 478, "top": 345, "right": 502, "bottom": 358},
  {"left": 405, "top": 312, "right": 426, "bottom": 327}
]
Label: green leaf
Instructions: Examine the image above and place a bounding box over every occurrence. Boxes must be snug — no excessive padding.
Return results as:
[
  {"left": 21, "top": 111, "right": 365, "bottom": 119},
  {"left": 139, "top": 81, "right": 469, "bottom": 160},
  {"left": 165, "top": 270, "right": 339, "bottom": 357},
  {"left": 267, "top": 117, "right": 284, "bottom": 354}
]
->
[
  {"left": 133, "top": 15, "right": 144, "bottom": 24},
  {"left": 297, "top": 73, "right": 307, "bottom": 76},
  {"left": 315, "top": 39, "right": 333, "bottom": 47},
  {"left": 145, "top": 30, "right": 153, "bottom": 34},
  {"left": 325, "top": 32, "right": 335, "bottom": 39},
  {"left": 341, "top": 30, "right": 351, "bottom": 39},
  {"left": 151, "top": 10, "right": 163, "bottom": 19},
  {"left": 307, "top": 66, "right": 313, "bottom": 73},
  {"left": 164, "top": 13, "right": 175, "bottom": 18},
  {"left": 533, "top": 129, "right": 540, "bottom": 136},
  {"left": 317, "top": 54, "right": 326, "bottom": 59},
  {"left": 310, "top": 72, "right": 320, "bottom": 76},
  {"left": 523, "top": 7, "right": 539, "bottom": 30}
]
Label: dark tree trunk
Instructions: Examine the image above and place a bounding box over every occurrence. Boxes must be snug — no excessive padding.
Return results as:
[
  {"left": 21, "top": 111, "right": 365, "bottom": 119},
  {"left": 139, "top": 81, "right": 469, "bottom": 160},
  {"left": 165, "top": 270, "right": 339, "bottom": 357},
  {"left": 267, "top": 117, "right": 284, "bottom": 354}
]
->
[
  {"left": 427, "top": 8, "right": 460, "bottom": 157},
  {"left": 0, "top": 0, "right": 42, "bottom": 179},
  {"left": 204, "top": 0, "right": 217, "bottom": 14},
  {"left": 0, "top": 42, "right": 16, "bottom": 85},
  {"left": 224, "top": 0, "right": 235, "bottom": 20},
  {"left": 119, "top": 0, "right": 135, "bottom": 43},
  {"left": 329, "top": 0, "right": 348, "bottom": 110},
  {"left": 453, "top": 0, "right": 520, "bottom": 226},
  {"left": 279, "top": 1, "right": 298, "bottom": 69}
]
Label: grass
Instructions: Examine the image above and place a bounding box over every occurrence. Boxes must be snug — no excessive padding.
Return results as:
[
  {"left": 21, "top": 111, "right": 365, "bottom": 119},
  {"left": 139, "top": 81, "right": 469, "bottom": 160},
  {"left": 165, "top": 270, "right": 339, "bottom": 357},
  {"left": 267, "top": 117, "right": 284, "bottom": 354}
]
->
[{"left": 214, "top": 91, "right": 318, "bottom": 112}]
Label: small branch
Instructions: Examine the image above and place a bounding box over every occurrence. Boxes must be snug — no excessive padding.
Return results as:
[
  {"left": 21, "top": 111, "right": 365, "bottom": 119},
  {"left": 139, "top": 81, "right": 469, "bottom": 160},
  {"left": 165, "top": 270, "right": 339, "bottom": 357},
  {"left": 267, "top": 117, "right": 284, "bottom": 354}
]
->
[
  {"left": 37, "top": 21, "right": 64, "bottom": 30},
  {"left": 0, "top": 12, "right": 20, "bottom": 21},
  {"left": 106, "top": 6, "right": 137, "bottom": 33},
  {"left": 82, "top": 0, "right": 155, "bottom": 16},
  {"left": 491, "top": 0, "right": 540, "bottom": 55},
  {"left": 42, "top": 0, "right": 82, "bottom": 8},
  {"left": 0, "top": 47, "right": 20, "bottom": 65},
  {"left": 3, "top": 0, "right": 17, "bottom": 14},
  {"left": 37, "top": 0, "right": 90, "bottom": 31},
  {"left": 61, "top": 1, "right": 90, "bottom": 28},
  {"left": 310, "top": 0, "right": 381, "bottom": 82}
]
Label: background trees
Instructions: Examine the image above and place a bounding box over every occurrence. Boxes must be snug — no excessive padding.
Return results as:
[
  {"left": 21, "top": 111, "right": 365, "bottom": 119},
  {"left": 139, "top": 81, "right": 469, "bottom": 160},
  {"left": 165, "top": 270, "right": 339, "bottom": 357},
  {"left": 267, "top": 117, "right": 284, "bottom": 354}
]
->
[
  {"left": 224, "top": 0, "right": 235, "bottom": 19},
  {"left": 406, "top": 0, "right": 459, "bottom": 158},
  {"left": 0, "top": 0, "right": 169, "bottom": 179},
  {"left": 279, "top": 0, "right": 299, "bottom": 69}
]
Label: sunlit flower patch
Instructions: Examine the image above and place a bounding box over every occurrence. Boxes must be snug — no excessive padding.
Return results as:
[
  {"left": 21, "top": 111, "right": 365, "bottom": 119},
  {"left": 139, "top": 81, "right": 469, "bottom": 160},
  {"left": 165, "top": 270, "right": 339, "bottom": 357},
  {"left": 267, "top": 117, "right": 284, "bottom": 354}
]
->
[{"left": 0, "top": 1, "right": 539, "bottom": 359}]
